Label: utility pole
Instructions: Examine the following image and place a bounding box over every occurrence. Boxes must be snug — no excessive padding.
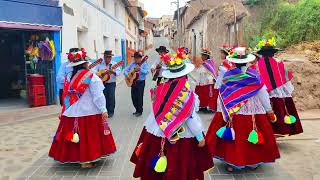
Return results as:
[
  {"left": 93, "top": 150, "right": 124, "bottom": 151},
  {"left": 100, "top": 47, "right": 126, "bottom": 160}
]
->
[{"left": 172, "top": 0, "right": 180, "bottom": 46}]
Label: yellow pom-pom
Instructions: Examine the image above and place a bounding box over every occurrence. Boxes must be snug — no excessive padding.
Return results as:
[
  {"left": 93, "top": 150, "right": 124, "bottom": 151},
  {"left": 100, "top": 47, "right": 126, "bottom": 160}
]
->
[
  {"left": 71, "top": 133, "right": 80, "bottom": 143},
  {"left": 170, "top": 60, "right": 175, "bottom": 65},
  {"left": 154, "top": 156, "right": 167, "bottom": 173},
  {"left": 176, "top": 58, "right": 182, "bottom": 65},
  {"left": 284, "top": 115, "right": 291, "bottom": 124}
]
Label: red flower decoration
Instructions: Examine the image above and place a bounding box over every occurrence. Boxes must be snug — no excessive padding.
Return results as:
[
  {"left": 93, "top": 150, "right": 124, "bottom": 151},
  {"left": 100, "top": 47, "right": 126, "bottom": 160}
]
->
[
  {"left": 67, "top": 53, "right": 74, "bottom": 61},
  {"left": 265, "top": 42, "right": 270, "bottom": 46},
  {"left": 75, "top": 53, "right": 81, "bottom": 59},
  {"left": 177, "top": 47, "right": 184, "bottom": 53},
  {"left": 177, "top": 53, "right": 183, "bottom": 59},
  {"left": 81, "top": 48, "right": 87, "bottom": 58},
  {"left": 223, "top": 44, "right": 228, "bottom": 48}
]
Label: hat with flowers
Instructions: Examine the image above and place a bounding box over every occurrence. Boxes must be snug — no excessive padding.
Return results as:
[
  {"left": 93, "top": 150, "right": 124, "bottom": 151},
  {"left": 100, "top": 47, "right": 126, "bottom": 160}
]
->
[
  {"left": 227, "top": 47, "right": 256, "bottom": 64},
  {"left": 200, "top": 48, "right": 212, "bottom": 56},
  {"left": 67, "top": 48, "right": 89, "bottom": 67},
  {"left": 161, "top": 48, "right": 195, "bottom": 79},
  {"left": 256, "top": 37, "right": 280, "bottom": 55}
]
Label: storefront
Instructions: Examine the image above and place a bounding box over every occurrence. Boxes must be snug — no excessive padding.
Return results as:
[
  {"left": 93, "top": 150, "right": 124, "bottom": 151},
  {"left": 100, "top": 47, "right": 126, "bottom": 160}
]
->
[{"left": 0, "top": 0, "right": 62, "bottom": 107}]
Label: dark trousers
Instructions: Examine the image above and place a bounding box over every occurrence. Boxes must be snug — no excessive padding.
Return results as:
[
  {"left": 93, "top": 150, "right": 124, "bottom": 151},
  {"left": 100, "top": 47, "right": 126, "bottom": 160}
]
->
[
  {"left": 103, "top": 82, "right": 116, "bottom": 115},
  {"left": 59, "top": 89, "right": 63, "bottom": 106},
  {"left": 131, "top": 80, "right": 145, "bottom": 113}
]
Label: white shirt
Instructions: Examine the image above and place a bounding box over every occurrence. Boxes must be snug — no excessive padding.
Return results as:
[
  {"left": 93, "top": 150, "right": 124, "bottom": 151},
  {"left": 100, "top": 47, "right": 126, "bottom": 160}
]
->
[
  {"left": 190, "top": 65, "right": 215, "bottom": 86},
  {"left": 92, "top": 60, "right": 121, "bottom": 83},
  {"left": 63, "top": 74, "right": 107, "bottom": 117}
]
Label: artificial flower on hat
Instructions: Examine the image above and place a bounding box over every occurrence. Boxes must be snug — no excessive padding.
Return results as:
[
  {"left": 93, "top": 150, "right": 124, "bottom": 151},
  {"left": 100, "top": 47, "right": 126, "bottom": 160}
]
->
[
  {"left": 67, "top": 48, "right": 87, "bottom": 62},
  {"left": 200, "top": 48, "right": 212, "bottom": 56}
]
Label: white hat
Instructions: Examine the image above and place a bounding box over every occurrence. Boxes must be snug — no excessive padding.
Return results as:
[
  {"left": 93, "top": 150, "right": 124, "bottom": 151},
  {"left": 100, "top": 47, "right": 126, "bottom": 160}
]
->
[
  {"left": 162, "top": 63, "right": 195, "bottom": 79},
  {"left": 226, "top": 47, "right": 256, "bottom": 64}
]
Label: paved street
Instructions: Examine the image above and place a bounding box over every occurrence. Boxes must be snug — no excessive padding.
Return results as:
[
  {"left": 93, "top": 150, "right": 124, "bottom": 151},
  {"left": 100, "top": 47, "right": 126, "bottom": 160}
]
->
[{"left": 0, "top": 37, "right": 318, "bottom": 180}]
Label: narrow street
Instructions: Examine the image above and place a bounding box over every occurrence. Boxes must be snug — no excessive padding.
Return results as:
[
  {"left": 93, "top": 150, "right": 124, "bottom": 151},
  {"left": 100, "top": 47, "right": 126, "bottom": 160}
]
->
[{"left": 0, "top": 38, "right": 317, "bottom": 180}]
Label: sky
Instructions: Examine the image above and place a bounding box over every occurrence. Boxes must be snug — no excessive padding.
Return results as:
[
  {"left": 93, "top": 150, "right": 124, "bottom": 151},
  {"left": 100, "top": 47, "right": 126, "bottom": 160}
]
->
[{"left": 139, "top": 0, "right": 189, "bottom": 18}]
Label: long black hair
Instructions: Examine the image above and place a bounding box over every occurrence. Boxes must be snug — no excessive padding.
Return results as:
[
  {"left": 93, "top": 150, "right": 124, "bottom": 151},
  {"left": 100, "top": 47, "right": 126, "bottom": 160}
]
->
[
  {"left": 235, "top": 63, "right": 247, "bottom": 69},
  {"left": 71, "top": 64, "right": 86, "bottom": 80}
]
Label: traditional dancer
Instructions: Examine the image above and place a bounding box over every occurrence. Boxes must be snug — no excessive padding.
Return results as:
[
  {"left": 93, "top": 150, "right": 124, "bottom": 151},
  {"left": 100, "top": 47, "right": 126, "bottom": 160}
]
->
[
  {"left": 206, "top": 47, "right": 280, "bottom": 172},
  {"left": 151, "top": 46, "right": 169, "bottom": 85},
  {"left": 124, "top": 51, "right": 149, "bottom": 117},
  {"left": 130, "top": 52, "right": 214, "bottom": 180},
  {"left": 56, "top": 48, "right": 75, "bottom": 106},
  {"left": 214, "top": 45, "right": 233, "bottom": 90},
  {"left": 49, "top": 48, "right": 116, "bottom": 168},
  {"left": 192, "top": 48, "right": 219, "bottom": 112},
  {"left": 94, "top": 50, "right": 121, "bottom": 118},
  {"left": 256, "top": 38, "right": 303, "bottom": 136}
]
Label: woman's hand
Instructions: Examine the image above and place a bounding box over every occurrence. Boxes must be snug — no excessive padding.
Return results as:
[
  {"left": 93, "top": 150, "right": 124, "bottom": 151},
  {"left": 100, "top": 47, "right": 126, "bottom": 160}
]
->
[
  {"left": 198, "top": 139, "right": 206, "bottom": 148},
  {"left": 102, "top": 112, "right": 108, "bottom": 121}
]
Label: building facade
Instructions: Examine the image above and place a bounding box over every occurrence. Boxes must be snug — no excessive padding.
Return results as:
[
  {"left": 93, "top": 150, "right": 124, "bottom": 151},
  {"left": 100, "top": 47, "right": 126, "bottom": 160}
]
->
[
  {"left": 60, "top": 0, "right": 127, "bottom": 64},
  {"left": 158, "top": 15, "right": 174, "bottom": 37}
]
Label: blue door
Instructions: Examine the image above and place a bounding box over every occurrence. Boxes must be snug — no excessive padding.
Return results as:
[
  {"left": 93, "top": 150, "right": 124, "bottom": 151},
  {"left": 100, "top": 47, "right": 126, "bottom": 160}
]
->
[{"left": 121, "top": 39, "right": 126, "bottom": 67}]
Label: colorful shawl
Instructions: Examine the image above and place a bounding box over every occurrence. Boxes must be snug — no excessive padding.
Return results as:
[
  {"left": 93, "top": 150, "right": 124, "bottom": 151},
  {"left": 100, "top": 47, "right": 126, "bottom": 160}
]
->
[
  {"left": 152, "top": 77, "right": 195, "bottom": 143},
  {"left": 219, "top": 67, "right": 264, "bottom": 121},
  {"left": 258, "top": 56, "right": 293, "bottom": 92},
  {"left": 62, "top": 70, "right": 93, "bottom": 113},
  {"left": 202, "top": 59, "right": 218, "bottom": 79}
]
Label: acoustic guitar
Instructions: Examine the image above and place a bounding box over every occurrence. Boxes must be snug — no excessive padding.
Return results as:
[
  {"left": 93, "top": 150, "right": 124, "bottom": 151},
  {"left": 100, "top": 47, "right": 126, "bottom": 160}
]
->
[
  {"left": 125, "top": 55, "right": 149, "bottom": 87},
  {"left": 152, "top": 61, "right": 163, "bottom": 81},
  {"left": 96, "top": 60, "right": 124, "bottom": 83}
]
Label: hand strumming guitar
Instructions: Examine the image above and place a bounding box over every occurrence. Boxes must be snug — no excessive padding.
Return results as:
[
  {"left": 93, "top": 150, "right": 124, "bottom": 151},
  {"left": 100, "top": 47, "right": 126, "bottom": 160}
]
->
[{"left": 135, "top": 65, "right": 141, "bottom": 72}]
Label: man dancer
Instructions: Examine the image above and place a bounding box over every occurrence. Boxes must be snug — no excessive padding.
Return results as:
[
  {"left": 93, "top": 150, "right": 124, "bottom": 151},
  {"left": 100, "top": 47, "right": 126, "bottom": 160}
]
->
[
  {"left": 124, "top": 52, "right": 149, "bottom": 117},
  {"left": 93, "top": 50, "right": 121, "bottom": 118},
  {"left": 151, "top": 46, "right": 169, "bottom": 85},
  {"left": 56, "top": 48, "right": 76, "bottom": 106}
]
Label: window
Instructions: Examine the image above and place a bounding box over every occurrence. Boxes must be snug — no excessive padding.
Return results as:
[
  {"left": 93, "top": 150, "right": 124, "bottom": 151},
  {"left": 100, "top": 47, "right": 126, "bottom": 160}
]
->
[
  {"left": 129, "top": 41, "right": 132, "bottom": 49},
  {"left": 115, "top": 38, "right": 119, "bottom": 55},
  {"left": 77, "top": 30, "right": 88, "bottom": 50},
  {"left": 103, "top": 36, "right": 109, "bottom": 50},
  {"left": 128, "top": 18, "right": 131, "bottom": 30},
  {"left": 114, "top": 2, "right": 118, "bottom": 18},
  {"left": 102, "top": 0, "right": 106, "bottom": 9},
  {"left": 134, "top": 42, "right": 136, "bottom": 50},
  {"left": 135, "top": 27, "right": 137, "bottom": 35}
]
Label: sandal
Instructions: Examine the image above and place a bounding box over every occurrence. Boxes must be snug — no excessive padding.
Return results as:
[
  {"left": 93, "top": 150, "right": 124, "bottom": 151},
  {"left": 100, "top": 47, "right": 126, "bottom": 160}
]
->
[{"left": 81, "top": 163, "right": 93, "bottom": 169}]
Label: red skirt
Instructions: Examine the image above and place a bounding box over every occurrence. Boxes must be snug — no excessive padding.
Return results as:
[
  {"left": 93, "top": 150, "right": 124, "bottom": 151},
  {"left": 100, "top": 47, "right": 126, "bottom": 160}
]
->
[
  {"left": 270, "top": 97, "right": 303, "bottom": 136},
  {"left": 195, "top": 84, "right": 219, "bottom": 111},
  {"left": 49, "top": 114, "right": 116, "bottom": 164},
  {"left": 130, "top": 131, "right": 214, "bottom": 180},
  {"left": 206, "top": 112, "right": 280, "bottom": 169}
]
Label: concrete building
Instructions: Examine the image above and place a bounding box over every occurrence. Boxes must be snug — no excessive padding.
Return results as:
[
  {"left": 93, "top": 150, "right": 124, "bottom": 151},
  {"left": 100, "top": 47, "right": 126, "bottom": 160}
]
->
[
  {"left": 146, "top": 18, "right": 160, "bottom": 37},
  {"left": 60, "top": 0, "right": 127, "bottom": 64},
  {"left": 158, "top": 15, "right": 174, "bottom": 37},
  {"left": 144, "top": 20, "right": 155, "bottom": 50},
  {"left": 125, "top": 7, "right": 139, "bottom": 51},
  {"left": 172, "top": 0, "right": 248, "bottom": 64}
]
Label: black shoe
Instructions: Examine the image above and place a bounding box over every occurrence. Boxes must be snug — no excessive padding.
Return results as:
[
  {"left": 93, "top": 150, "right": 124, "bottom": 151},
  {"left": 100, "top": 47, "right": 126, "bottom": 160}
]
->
[
  {"left": 108, "top": 113, "right": 114, "bottom": 118},
  {"left": 133, "top": 112, "right": 138, "bottom": 115},
  {"left": 135, "top": 113, "right": 142, "bottom": 117}
]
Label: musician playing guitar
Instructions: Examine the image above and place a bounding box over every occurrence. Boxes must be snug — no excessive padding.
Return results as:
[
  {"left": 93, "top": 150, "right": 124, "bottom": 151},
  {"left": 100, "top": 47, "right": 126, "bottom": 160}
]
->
[
  {"left": 124, "top": 51, "right": 149, "bottom": 117},
  {"left": 93, "top": 50, "right": 121, "bottom": 118},
  {"left": 151, "top": 46, "right": 169, "bottom": 85}
]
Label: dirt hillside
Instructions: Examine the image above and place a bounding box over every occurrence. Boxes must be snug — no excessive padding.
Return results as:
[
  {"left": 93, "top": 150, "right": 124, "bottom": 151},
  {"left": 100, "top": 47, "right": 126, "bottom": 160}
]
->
[{"left": 277, "top": 41, "right": 320, "bottom": 111}]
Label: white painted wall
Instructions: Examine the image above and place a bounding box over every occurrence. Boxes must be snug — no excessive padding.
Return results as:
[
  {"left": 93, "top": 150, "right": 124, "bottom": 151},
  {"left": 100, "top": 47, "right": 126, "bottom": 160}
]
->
[
  {"left": 125, "top": 10, "right": 139, "bottom": 50},
  {"left": 187, "top": 13, "right": 207, "bottom": 56},
  {"left": 60, "top": 0, "right": 126, "bottom": 61}
]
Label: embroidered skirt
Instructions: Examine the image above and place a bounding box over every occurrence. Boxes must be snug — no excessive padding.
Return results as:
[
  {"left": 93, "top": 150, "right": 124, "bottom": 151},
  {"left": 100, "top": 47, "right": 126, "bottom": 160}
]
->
[
  {"left": 270, "top": 97, "right": 303, "bottom": 136},
  {"left": 206, "top": 112, "right": 280, "bottom": 169},
  {"left": 195, "top": 84, "right": 219, "bottom": 111},
  {"left": 130, "top": 131, "right": 214, "bottom": 180},
  {"left": 49, "top": 114, "right": 116, "bottom": 164}
]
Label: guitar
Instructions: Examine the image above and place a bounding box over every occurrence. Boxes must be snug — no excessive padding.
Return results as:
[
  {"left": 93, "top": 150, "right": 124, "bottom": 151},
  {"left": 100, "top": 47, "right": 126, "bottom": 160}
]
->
[
  {"left": 152, "top": 61, "right": 163, "bottom": 81},
  {"left": 96, "top": 60, "right": 124, "bottom": 83},
  {"left": 88, "top": 58, "right": 103, "bottom": 69},
  {"left": 125, "top": 55, "right": 149, "bottom": 87}
]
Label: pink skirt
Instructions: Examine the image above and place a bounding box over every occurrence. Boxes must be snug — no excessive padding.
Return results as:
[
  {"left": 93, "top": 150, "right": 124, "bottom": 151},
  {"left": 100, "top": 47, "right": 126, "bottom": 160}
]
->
[
  {"left": 130, "top": 130, "right": 214, "bottom": 180},
  {"left": 270, "top": 97, "right": 303, "bottom": 136},
  {"left": 206, "top": 112, "right": 280, "bottom": 169},
  {"left": 49, "top": 114, "right": 116, "bottom": 164},
  {"left": 195, "top": 84, "right": 219, "bottom": 111}
]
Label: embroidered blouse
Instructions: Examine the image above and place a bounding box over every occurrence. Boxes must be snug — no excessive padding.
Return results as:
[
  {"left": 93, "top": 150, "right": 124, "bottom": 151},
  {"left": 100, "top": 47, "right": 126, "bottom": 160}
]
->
[
  {"left": 63, "top": 74, "right": 107, "bottom": 117},
  {"left": 190, "top": 65, "right": 215, "bottom": 86}
]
